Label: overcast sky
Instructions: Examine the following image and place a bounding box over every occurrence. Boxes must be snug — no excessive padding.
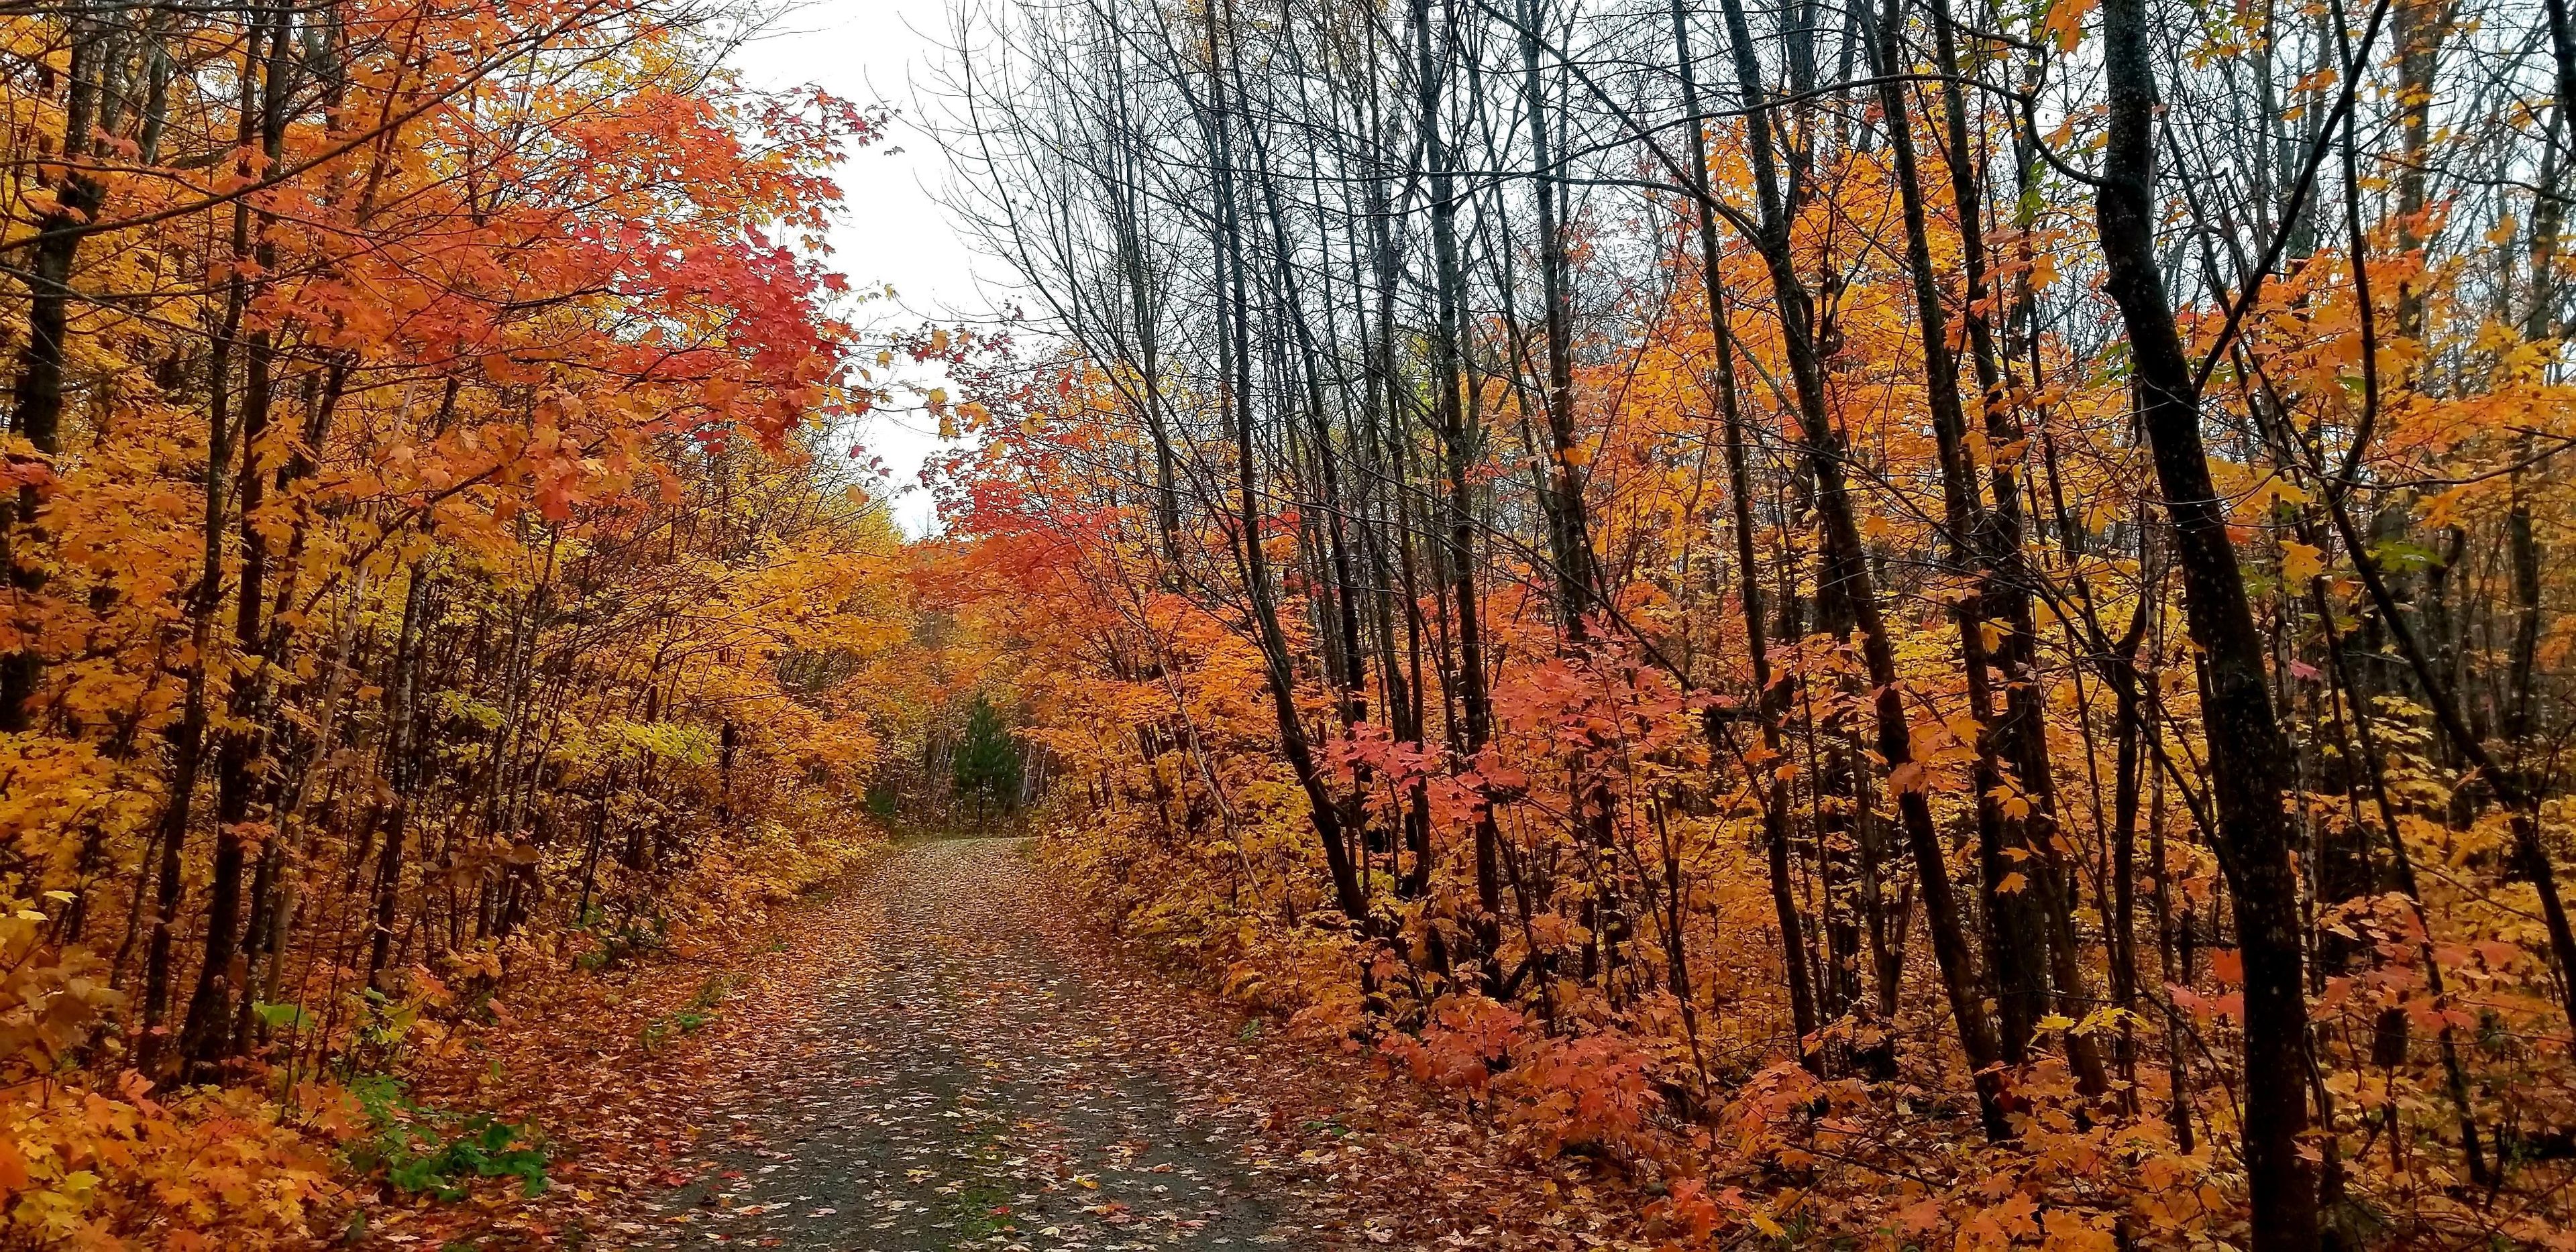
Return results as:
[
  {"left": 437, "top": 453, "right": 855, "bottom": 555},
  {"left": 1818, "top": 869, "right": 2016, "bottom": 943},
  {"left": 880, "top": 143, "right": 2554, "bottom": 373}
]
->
[{"left": 730, "top": 0, "right": 995, "bottom": 534}]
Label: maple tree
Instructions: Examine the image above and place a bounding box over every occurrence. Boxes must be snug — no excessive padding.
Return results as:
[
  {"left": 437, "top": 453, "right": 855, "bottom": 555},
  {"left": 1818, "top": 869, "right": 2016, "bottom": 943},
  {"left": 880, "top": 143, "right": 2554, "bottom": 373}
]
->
[
  {"left": 920, "top": 0, "right": 2576, "bottom": 1245},
  {"left": 0, "top": 0, "right": 932, "bottom": 1240}
]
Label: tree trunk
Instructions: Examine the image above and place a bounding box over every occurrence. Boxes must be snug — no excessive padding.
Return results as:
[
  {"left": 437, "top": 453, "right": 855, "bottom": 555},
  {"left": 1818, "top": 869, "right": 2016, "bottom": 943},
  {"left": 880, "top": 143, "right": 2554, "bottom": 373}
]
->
[
  {"left": 1715, "top": 0, "right": 2005, "bottom": 1128},
  {"left": 2095, "top": 0, "right": 2316, "bottom": 1239}
]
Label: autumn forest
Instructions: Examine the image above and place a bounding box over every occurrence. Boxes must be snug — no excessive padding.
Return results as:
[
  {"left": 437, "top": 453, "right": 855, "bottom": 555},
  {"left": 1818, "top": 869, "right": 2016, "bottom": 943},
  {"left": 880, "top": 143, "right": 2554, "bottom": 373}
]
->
[{"left": 1, "top": 0, "right": 2571, "bottom": 1246}]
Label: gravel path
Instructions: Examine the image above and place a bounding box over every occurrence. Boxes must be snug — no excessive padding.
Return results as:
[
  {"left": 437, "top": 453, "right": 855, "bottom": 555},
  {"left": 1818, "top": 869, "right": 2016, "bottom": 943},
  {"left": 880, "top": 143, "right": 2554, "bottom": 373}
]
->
[{"left": 634, "top": 838, "right": 1307, "bottom": 1251}]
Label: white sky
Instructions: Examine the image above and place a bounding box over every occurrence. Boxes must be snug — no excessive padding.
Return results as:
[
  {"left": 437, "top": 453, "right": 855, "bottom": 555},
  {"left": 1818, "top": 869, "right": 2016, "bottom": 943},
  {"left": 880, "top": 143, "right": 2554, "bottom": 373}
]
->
[{"left": 730, "top": 0, "right": 997, "bottom": 534}]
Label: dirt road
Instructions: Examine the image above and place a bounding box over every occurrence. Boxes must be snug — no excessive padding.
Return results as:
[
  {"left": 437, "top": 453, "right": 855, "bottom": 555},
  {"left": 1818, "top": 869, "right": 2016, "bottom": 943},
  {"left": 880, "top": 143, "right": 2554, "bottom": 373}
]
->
[{"left": 632, "top": 838, "right": 1309, "bottom": 1251}]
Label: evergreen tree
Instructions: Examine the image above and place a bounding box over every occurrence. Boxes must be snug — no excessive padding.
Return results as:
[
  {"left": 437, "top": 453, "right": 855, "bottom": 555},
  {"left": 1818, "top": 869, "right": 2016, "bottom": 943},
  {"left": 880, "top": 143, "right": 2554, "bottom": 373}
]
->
[{"left": 952, "top": 695, "right": 1024, "bottom": 819}]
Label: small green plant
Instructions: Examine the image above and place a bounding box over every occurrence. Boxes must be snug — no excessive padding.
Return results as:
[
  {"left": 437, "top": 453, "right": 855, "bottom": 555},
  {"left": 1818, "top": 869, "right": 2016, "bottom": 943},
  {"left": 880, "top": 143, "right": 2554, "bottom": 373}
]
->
[
  {"left": 576, "top": 909, "right": 670, "bottom": 972},
  {"left": 354, "top": 986, "right": 420, "bottom": 1051},
  {"left": 949, "top": 1181, "right": 1015, "bottom": 1241},
  {"left": 347, "top": 1075, "right": 550, "bottom": 1201},
  {"left": 641, "top": 973, "right": 734, "bottom": 1052}
]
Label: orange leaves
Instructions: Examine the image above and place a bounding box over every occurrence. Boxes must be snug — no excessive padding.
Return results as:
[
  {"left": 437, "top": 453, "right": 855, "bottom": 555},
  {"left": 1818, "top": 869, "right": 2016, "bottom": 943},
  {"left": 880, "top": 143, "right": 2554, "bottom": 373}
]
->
[
  {"left": 1895, "top": 708, "right": 1984, "bottom": 797},
  {"left": 1497, "top": 1032, "right": 1658, "bottom": 1157},
  {"left": 0, "top": 1079, "right": 333, "bottom": 1247},
  {"left": 0, "top": 442, "right": 58, "bottom": 492},
  {"left": 1645, "top": 1177, "right": 1750, "bottom": 1243},
  {"left": 2041, "top": 0, "right": 2095, "bottom": 50},
  {"left": 1887, "top": 759, "right": 1931, "bottom": 795},
  {"left": 0, "top": 899, "right": 122, "bottom": 1084},
  {"left": 1387, "top": 994, "right": 1527, "bottom": 1096},
  {"left": 1960, "top": 1191, "right": 2043, "bottom": 1247}
]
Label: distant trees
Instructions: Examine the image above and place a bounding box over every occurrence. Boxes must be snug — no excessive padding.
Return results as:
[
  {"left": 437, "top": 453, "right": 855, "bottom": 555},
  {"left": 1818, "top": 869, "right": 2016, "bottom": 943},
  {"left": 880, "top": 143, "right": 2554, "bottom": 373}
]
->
[{"left": 953, "top": 695, "right": 1028, "bottom": 820}]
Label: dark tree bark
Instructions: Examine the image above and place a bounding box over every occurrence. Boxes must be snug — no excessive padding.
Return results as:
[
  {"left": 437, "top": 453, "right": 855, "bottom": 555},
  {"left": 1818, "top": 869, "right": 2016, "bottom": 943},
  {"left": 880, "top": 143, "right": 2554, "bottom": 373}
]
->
[
  {"left": 1668, "top": 0, "right": 1819, "bottom": 1062},
  {"left": 1715, "top": 0, "right": 2004, "bottom": 1129},
  {"left": 2094, "top": 0, "right": 2318, "bottom": 1240}
]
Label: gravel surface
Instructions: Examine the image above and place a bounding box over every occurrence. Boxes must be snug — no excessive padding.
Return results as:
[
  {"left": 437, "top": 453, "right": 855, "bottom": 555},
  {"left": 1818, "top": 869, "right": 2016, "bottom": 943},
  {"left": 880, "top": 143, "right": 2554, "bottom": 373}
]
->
[{"left": 633, "top": 838, "right": 1309, "bottom": 1251}]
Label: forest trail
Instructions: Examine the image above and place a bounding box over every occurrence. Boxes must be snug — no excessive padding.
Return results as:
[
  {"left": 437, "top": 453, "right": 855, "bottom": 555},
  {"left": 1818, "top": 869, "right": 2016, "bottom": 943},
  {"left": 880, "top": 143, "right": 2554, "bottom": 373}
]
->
[
  {"left": 12, "top": 0, "right": 2569, "bottom": 1243},
  {"left": 633, "top": 838, "right": 1308, "bottom": 1251}
]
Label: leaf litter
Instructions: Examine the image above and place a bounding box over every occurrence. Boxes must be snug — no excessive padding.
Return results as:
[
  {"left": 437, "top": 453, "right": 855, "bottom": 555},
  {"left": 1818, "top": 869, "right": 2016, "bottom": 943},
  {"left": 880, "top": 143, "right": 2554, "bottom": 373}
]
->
[{"left": 410, "top": 837, "right": 1654, "bottom": 1251}]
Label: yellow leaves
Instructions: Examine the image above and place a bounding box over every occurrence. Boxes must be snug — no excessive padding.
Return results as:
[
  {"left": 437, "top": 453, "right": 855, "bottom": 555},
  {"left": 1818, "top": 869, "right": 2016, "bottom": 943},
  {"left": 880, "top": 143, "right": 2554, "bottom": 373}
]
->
[
  {"left": 2279, "top": 540, "right": 2325, "bottom": 585},
  {"left": 2244, "top": 471, "right": 2308, "bottom": 512},
  {"left": 0, "top": 1080, "right": 331, "bottom": 1245},
  {"left": 2420, "top": 484, "right": 2468, "bottom": 530},
  {"left": 927, "top": 387, "right": 959, "bottom": 439},
  {"left": 1221, "top": 961, "right": 1270, "bottom": 1001},
  {"left": 2492, "top": 335, "right": 2556, "bottom": 382}
]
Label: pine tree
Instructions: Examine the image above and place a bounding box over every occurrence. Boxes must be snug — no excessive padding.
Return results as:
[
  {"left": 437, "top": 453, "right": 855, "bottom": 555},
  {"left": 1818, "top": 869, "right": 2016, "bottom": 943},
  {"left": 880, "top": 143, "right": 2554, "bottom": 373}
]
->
[{"left": 952, "top": 695, "right": 1024, "bottom": 821}]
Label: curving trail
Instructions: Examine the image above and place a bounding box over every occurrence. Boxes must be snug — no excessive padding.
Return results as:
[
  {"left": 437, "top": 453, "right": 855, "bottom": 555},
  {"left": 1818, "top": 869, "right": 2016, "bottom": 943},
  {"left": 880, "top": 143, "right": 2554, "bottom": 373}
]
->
[{"left": 633, "top": 838, "right": 1307, "bottom": 1251}]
